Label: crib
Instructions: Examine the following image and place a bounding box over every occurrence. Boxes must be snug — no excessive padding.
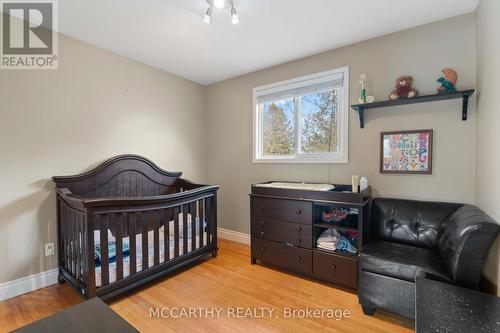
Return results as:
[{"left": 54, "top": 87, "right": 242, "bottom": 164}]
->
[{"left": 53, "top": 155, "right": 219, "bottom": 300}]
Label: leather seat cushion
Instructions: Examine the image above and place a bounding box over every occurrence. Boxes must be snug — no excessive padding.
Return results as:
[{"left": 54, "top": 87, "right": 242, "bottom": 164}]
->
[{"left": 360, "top": 242, "right": 452, "bottom": 283}]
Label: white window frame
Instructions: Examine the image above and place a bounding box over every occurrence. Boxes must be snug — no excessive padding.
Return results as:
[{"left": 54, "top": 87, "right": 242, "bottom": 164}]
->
[{"left": 252, "top": 66, "right": 349, "bottom": 164}]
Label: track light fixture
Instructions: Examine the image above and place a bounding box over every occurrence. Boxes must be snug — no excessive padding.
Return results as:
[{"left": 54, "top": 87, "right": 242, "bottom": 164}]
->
[
  {"left": 231, "top": 4, "right": 239, "bottom": 25},
  {"left": 202, "top": 6, "right": 213, "bottom": 24},
  {"left": 202, "top": 0, "right": 239, "bottom": 25}
]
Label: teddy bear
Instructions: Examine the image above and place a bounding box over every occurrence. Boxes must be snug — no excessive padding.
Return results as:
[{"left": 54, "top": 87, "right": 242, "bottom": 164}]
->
[{"left": 389, "top": 76, "right": 418, "bottom": 100}]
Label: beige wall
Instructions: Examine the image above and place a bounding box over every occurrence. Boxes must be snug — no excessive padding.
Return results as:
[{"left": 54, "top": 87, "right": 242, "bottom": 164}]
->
[
  {"left": 476, "top": 0, "right": 500, "bottom": 295},
  {"left": 206, "top": 14, "right": 477, "bottom": 237},
  {"left": 0, "top": 32, "right": 207, "bottom": 283}
]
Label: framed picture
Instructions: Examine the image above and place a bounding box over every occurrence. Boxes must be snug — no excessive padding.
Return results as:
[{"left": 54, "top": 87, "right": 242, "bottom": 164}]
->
[{"left": 380, "top": 129, "right": 433, "bottom": 174}]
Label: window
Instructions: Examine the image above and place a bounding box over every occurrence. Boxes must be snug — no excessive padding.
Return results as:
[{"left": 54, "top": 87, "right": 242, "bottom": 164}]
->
[{"left": 253, "top": 67, "right": 349, "bottom": 163}]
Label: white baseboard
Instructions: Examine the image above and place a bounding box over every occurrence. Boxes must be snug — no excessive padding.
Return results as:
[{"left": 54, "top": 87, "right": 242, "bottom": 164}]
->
[
  {"left": 218, "top": 227, "right": 250, "bottom": 245},
  {"left": 0, "top": 268, "right": 58, "bottom": 301}
]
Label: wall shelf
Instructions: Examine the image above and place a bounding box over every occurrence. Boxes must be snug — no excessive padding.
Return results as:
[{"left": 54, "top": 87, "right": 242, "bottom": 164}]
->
[{"left": 351, "top": 89, "right": 475, "bottom": 128}]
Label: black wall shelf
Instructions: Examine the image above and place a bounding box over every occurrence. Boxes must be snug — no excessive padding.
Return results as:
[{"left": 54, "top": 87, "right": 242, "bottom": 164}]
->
[{"left": 351, "top": 89, "right": 475, "bottom": 128}]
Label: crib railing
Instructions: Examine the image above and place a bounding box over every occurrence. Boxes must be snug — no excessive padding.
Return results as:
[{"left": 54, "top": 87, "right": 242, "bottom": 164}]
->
[
  {"left": 57, "top": 200, "right": 88, "bottom": 295},
  {"left": 57, "top": 186, "right": 218, "bottom": 299}
]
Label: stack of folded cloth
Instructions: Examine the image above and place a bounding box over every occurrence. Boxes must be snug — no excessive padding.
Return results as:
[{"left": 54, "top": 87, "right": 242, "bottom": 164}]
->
[
  {"left": 317, "top": 229, "right": 357, "bottom": 254},
  {"left": 317, "top": 229, "right": 340, "bottom": 251}
]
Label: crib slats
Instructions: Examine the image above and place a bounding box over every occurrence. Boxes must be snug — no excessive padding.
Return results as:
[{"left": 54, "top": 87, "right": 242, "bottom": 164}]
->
[
  {"left": 142, "top": 212, "right": 149, "bottom": 270},
  {"left": 74, "top": 213, "right": 78, "bottom": 276},
  {"left": 74, "top": 212, "right": 79, "bottom": 277},
  {"left": 68, "top": 210, "right": 74, "bottom": 275},
  {"left": 129, "top": 212, "right": 137, "bottom": 275},
  {"left": 64, "top": 206, "right": 70, "bottom": 271},
  {"left": 115, "top": 213, "right": 124, "bottom": 281},
  {"left": 81, "top": 214, "right": 87, "bottom": 285},
  {"left": 71, "top": 210, "right": 76, "bottom": 275},
  {"left": 158, "top": 210, "right": 164, "bottom": 264},
  {"left": 75, "top": 213, "right": 79, "bottom": 277},
  {"left": 74, "top": 212, "right": 78, "bottom": 277},
  {"left": 209, "top": 196, "right": 216, "bottom": 245},
  {"left": 206, "top": 197, "right": 213, "bottom": 244},
  {"left": 81, "top": 214, "right": 86, "bottom": 280},
  {"left": 174, "top": 206, "right": 180, "bottom": 258},
  {"left": 164, "top": 208, "right": 170, "bottom": 261},
  {"left": 100, "top": 215, "right": 109, "bottom": 286},
  {"left": 190, "top": 202, "right": 196, "bottom": 251},
  {"left": 182, "top": 204, "right": 188, "bottom": 255},
  {"left": 204, "top": 198, "right": 209, "bottom": 245},
  {"left": 68, "top": 208, "right": 72, "bottom": 270},
  {"left": 153, "top": 211, "right": 160, "bottom": 266},
  {"left": 75, "top": 214, "right": 81, "bottom": 280}
]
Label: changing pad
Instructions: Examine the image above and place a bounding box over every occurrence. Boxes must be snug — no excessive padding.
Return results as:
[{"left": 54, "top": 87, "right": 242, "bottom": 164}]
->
[{"left": 255, "top": 182, "right": 335, "bottom": 191}]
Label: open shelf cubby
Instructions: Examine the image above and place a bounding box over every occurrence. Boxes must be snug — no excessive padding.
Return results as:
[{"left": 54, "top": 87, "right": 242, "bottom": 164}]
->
[
  {"left": 313, "top": 203, "right": 361, "bottom": 256},
  {"left": 351, "top": 89, "right": 475, "bottom": 128}
]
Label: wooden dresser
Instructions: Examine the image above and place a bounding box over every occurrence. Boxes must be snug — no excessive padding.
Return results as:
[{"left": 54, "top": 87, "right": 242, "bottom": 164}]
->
[{"left": 250, "top": 183, "right": 371, "bottom": 290}]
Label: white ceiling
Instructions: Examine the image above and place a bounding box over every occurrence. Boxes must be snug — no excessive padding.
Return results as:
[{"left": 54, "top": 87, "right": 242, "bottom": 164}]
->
[{"left": 58, "top": 0, "right": 479, "bottom": 85}]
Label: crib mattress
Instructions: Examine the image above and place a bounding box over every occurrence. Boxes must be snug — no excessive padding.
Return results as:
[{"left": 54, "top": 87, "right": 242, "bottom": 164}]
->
[{"left": 95, "top": 231, "right": 207, "bottom": 287}]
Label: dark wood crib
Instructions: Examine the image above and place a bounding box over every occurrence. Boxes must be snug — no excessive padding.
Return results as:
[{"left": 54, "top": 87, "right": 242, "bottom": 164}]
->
[{"left": 53, "top": 155, "right": 219, "bottom": 300}]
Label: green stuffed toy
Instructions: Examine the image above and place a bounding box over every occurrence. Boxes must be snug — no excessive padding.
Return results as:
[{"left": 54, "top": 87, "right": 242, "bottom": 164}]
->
[{"left": 437, "top": 68, "right": 458, "bottom": 94}]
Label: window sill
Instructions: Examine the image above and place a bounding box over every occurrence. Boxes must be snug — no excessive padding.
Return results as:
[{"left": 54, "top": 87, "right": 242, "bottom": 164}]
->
[{"left": 252, "top": 157, "right": 349, "bottom": 164}]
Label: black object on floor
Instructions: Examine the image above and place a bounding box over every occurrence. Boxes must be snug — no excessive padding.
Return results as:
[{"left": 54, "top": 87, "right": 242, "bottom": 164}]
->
[
  {"left": 12, "top": 297, "right": 139, "bottom": 333},
  {"left": 416, "top": 277, "right": 500, "bottom": 333}
]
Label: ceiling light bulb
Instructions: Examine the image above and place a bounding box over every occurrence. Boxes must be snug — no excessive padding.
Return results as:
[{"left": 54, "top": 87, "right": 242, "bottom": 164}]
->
[
  {"left": 213, "top": 0, "right": 226, "bottom": 9},
  {"left": 231, "top": 6, "right": 239, "bottom": 24},
  {"left": 202, "top": 7, "right": 212, "bottom": 24}
]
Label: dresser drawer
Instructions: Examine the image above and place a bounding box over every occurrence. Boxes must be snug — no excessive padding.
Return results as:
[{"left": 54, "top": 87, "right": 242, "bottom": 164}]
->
[
  {"left": 252, "top": 197, "right": 312, "bottom": 225},
  {"left": 252, "top": 238, "right": 312, "bottom": 275},
  {"left": 251, "top": 219, "right": 312, "bottom": 249},
  {"left": 313, "top": 251, "right": 357, "bottom": 289}
]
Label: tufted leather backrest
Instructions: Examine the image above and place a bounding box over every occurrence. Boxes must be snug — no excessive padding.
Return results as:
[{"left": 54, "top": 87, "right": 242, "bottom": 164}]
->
[{"left": 370, "top": 198, "right": 462, "bottom": 249}]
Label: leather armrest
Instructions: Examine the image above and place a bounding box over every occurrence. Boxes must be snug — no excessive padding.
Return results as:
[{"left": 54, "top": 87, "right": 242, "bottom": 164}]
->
[{"left": 438, "top": 205, "right": 499, "bottom": 289}]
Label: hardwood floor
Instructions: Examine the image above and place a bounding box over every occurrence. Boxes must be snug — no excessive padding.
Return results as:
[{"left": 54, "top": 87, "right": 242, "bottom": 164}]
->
[{"left": 0, "top": 239, "right": 414, "bottom": 332}]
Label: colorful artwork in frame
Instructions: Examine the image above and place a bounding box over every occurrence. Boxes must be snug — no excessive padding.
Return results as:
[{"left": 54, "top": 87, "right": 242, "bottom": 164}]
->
[{"left": 380, "top": 129, "right": 433, "bottom": 174}]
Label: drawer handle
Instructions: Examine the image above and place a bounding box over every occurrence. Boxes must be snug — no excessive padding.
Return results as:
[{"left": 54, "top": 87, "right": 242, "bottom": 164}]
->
[
  {"left": 260, "top": 220, "right": 265, "bottom": 226},
  {"left": 260, "top": 247, "right": 265, "bottom": 251},
  {"left": 297, "top": 238, "right": 302, "bottom": 243},
  {"left": 296, "top": 209, "right": 302, "bottom": 215},
  {"left": 331, "top": 264, "right": 337, "bottom": 270},
  {"left": 260, "top": 205, "right": 265, "bottom": 210},
  {"left": 296, "top": 256, "right": 302, "bottom": 261},
  {"left": 260, "top": 231, "right": 265, "bottom": 237},
  {"left": 296, "top": 226, "right": 302, "bottom": 232}
]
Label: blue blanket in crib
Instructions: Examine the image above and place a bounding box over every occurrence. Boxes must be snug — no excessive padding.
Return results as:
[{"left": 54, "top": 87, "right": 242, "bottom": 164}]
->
[{"left": 95, "top": 242, "right": 130, "bottom": 267}]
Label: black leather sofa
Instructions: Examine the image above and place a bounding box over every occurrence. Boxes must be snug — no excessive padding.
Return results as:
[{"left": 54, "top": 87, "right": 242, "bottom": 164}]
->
[{"left": 358, "top": 198, "right": 499, "bottom": 319}]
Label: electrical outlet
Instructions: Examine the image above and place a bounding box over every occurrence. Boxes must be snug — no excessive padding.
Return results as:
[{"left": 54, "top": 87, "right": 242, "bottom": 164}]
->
[{"left": 45, "top": 243, "right": 55, "bottom": 256}]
